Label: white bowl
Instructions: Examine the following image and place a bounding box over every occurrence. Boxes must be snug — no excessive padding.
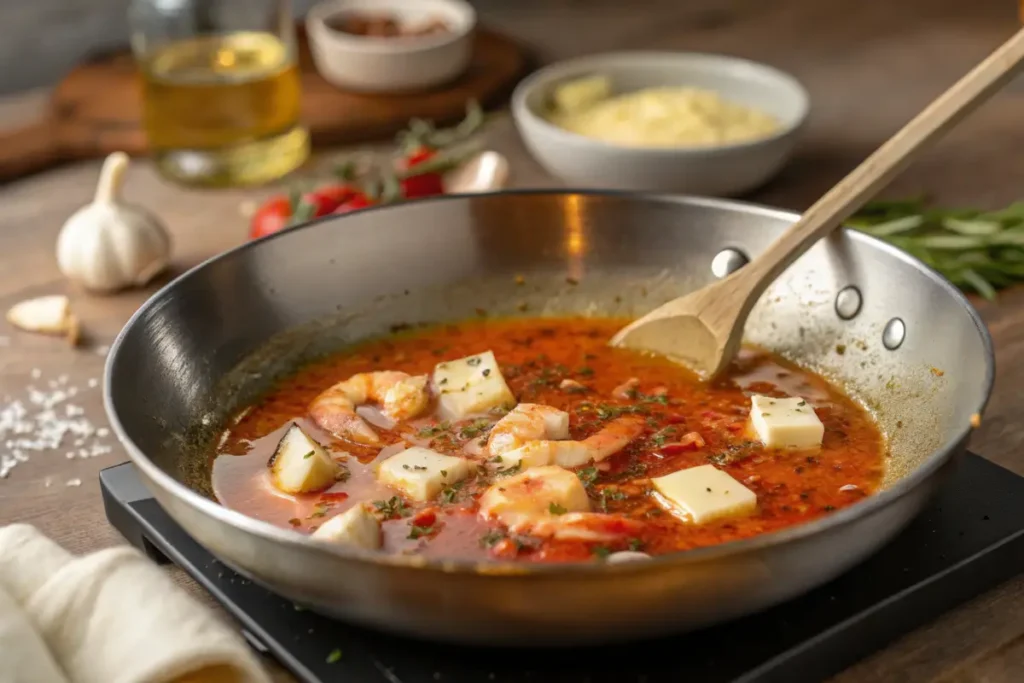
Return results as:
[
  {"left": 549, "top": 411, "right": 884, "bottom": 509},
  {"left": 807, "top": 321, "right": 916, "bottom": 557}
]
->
[
  {"left": 512, "top": 52, "right": 809, "bottom": 196},
  {"left": 306, "top": 0, "right": 475, "bottom": 93}
]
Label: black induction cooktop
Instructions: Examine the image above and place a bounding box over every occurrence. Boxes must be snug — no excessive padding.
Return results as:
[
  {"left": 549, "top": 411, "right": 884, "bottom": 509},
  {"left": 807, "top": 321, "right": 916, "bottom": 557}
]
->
[{"left": 101, "top": 453, "right": 1024, "bottom": 683}]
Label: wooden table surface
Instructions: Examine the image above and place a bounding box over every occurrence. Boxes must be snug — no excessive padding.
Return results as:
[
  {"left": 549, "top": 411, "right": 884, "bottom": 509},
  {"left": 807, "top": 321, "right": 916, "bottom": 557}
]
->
[{"left": 2, "top": 0, "right": 1024, "bottom": 680}]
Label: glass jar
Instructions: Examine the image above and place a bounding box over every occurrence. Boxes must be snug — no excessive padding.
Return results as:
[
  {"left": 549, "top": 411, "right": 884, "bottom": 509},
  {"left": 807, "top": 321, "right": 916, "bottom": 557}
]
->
[{"left": 128, "top": 0, "right": 309, "bottom": 187}]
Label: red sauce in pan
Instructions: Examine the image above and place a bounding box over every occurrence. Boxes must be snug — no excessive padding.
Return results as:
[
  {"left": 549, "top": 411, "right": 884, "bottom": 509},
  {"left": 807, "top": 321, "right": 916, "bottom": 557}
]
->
[{"left": 212, "top": 317, "right": 885, "bottom": 563}]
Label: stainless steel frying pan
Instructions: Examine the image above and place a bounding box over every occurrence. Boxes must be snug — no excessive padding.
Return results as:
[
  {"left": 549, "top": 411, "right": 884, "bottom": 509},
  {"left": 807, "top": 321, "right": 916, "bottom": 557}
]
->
[{"left": 104, "top": 191, "right": 994, "bottom": 645}]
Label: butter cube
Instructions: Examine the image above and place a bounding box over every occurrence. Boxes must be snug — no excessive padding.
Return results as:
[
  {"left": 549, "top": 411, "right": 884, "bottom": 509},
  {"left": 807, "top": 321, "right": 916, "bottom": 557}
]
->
[
  {"left": 377, "top": 447, "right": 472, "bottom": 502},
  {"left": 651, "top": 464, "right": 757, "bottom": 524},
  {"left": 431, "top": 351, "right": 516, "bottom": 420},
  {"left": 268, "top": 424, "right": 341, "bottom": 495},
  {"left": 750, "top": 395, "right": 824, "bottom": 449},
  {"left": 311, "top": 503, "right": 381, "bottom": 550}
]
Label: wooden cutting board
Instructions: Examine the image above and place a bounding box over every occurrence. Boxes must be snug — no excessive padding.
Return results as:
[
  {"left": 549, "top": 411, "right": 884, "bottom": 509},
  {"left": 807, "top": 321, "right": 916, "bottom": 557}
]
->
[{"left": 0, "top": 26, "right": 528, "bottom": 182}]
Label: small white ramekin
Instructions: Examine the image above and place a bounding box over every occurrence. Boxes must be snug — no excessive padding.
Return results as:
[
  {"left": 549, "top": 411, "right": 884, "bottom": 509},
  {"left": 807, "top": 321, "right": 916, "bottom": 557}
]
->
[{"left": 306, "top": 0, "right": 476, "bottom": 93}]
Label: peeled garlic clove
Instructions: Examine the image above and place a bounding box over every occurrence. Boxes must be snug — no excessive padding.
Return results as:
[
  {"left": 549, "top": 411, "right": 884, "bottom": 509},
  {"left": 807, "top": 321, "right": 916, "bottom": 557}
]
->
[
  {"left": 6, "top": 295, "right": 80, "bottom": 345},
  {"left": 56, "top": 152, "right": 172, "bottom": 294}
]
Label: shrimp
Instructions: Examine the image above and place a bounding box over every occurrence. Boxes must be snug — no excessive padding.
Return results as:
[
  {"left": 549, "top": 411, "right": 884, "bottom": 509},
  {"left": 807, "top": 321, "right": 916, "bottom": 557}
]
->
[
  {"left": 612, "top": 378, "right": 639, "bottom": 399},
  {"left": 478, "top": 465, "right": 643, "bottom": 541},
  {"left": 487, "top": 403, "right": 570, "bottom": 456},
  {"left": 501, "top": 415, "right": 644, "bottom": 469},
  {"left": 310, "top": 371, "right": 429, "bottom": 445}
]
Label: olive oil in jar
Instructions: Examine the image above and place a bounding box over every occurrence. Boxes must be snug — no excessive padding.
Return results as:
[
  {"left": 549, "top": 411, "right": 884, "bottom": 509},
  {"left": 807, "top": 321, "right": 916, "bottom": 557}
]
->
[{"left": 139, "top": 31, "right": 309, "bottom": 187}]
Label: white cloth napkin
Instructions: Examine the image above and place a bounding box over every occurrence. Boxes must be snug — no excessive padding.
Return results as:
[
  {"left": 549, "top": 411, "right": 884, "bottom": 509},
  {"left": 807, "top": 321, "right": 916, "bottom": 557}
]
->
[
  {"left": 0, "top": 524, "right": 271, "bottom": 683},
  {"left": 0, "top": 584, "right": 70, "bottom": 683}
]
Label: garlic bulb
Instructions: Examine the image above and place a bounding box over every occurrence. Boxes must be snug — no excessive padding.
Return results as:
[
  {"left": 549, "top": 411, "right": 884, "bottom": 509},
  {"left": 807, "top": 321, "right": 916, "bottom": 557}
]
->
[{"left": 56, "top": 152, "right": 171, "bottom": 293}]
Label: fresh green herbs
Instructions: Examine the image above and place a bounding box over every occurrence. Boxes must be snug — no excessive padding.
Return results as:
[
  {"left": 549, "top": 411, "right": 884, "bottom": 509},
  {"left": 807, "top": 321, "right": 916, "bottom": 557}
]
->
[
  {"left": 592, "top": 545, "right": 612, "bottom": 559},
  {"left": 595, "top": 403, "right": 648, "bottom": 420},
  {"left": 577, "top": 466, "right": 599, "bottom": 488},
  {"left": 480, "top": 530, "right": 506, "bottom": 548},
  {"left": 628, "top": 538, "right": 645, "bottom": 551},
  {"left": 459, "top": 418, "right": 493, "bottom": 439},
  {"left": 396, "top": 100, "right": 485, "bottom": 153},
  {"left": 596, "top": 487, "right": 627, "bottom": 512},
  {"left": 408, "top": 524, "right": 436, "bottom": 540},
  {"left": 649, "top": 426, "right": 678, "bottom": 447},
  {"left": 302, "top": 450, "right": 315, "bottom": 459},
  {"left": 620, "top": 460, "right": 648, "bottom": 479},
  {"left": 326, "top": 648, "right": 343, "bottom": 664},
  {"left": 372, "top": 496, "right": 410, "bottom": 519},
  {"left": 417, "top": 421, "right": 451, "bottom": 438},
  {"left": 493, "top": 463, "right": 522, "bottom": 478},
  {"left": 849, "top": 198, "right": 1024, "bottom": 300},
  {"left": 441, "top": 481, "right": 465, "bottom": 504},
  {"left": 548, "top": 502, "right": 568, "bottom": 515}
]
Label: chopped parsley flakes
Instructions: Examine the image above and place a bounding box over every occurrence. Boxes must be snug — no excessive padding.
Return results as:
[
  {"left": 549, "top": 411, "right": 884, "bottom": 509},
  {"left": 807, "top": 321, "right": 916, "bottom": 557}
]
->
[
  {"left": 480, "top": 530, "right": 506, "bottom": 548},
  {"left": 408, "top": 524, "right": 436, "bottom": 540},
  {"left": 372, "top": 496, "right": 410, "bottom": 519},
  {"left": 577, "top": 466, "right": 599, "bottom": 488}
]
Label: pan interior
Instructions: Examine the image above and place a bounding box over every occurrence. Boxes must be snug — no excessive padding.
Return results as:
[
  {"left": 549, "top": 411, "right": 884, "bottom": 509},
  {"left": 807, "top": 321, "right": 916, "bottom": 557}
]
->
[{"left": 106, "top": 192, "right": 990, "bottom": 500}]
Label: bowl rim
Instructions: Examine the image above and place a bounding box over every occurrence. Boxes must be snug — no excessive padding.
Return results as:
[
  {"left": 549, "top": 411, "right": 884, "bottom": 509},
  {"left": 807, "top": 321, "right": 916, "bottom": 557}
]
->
[
  {"left": 104, "top": 189, "right": 994, "bottom": 578},
  {"left": 511, "top": 50, "right": 811, "bottom": 155},
  {"left": 306, "top": 0, "right": 476, "bottom": 54}
]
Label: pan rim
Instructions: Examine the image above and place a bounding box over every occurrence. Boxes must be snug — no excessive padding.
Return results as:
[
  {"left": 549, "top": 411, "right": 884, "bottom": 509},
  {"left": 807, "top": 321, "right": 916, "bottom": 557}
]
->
[{"left": 103, "top": 189, "right": 995, "bottom": 577}]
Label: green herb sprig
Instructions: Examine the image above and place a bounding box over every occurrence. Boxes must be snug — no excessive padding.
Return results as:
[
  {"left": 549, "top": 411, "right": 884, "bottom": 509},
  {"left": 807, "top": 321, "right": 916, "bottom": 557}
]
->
[{"left": 849, "top": 199, "right": 1024, "bottom": 300}]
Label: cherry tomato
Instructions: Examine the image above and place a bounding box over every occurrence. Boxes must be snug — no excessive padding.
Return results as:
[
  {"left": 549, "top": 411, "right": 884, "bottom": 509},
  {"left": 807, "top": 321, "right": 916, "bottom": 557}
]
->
[
  {"left": 398, "top": 146, "right": 445, "bottom": 199},
  {"left": 310, "top": 184, "right": 360, "bottom": 213},
  {"left": 249, "top": 195, "right": 292, "bottom": 240},
  {"left": 400, "top": 172, "right": 445, "bottom": 199},
  {"left": 412, "top": 509, "right": 437, "bottom": 527},
  {"left": 333, "top": 193, "right": 374, "bottom": 214}
]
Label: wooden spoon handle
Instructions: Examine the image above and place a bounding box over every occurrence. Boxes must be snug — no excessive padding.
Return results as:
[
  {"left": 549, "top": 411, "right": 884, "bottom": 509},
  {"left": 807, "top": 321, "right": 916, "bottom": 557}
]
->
[{"left": 733, "top": 25, "right": 1024, "bottom": 295}]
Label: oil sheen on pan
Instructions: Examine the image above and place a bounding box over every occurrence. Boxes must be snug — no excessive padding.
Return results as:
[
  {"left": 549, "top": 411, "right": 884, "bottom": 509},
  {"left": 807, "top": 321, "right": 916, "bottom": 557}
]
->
[{"left": 211, "top": 317, "right": 885, "bottom": 563}]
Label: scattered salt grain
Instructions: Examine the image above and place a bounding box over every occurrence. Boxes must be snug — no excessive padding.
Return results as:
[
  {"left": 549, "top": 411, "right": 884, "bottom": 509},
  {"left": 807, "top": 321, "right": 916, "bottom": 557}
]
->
[
  {"left": 87, "top": 379, "right": 98, "bottom": 389},
  {"left": 94, "top": 345, "right": 110, "bottom": 356},
  {"left": 0, "top": 370, "right": 113, "bottom": 479},
  {"left": 66, "top": 478, "right": 82, "bottom": 487}
]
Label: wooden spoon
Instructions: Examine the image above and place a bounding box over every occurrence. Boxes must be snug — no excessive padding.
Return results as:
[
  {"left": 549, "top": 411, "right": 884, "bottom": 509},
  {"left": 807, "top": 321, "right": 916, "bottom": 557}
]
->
[{"left": 611, "top": 26, "right": 1024, "bottom": 380}]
